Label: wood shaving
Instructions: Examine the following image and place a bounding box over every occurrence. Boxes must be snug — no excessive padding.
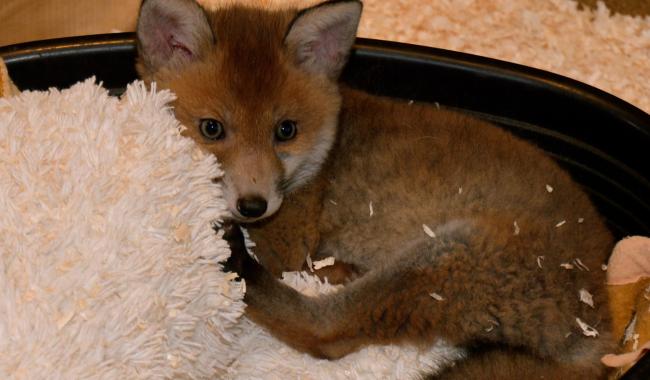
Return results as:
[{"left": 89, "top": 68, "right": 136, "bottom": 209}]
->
[
  {"left": 574, "top": 258, "right": 590, "bottom": 271},
  {"left": 555, "top": 220, "right": 566, "bottom": 228},
  {"left": 369, "top": 201, "right": 374, "bottom": 217},
  {"left": 576, "top": 317, "right": 599, "bottom": 337},
  {"left": 633, "top": 333, "right": 640, "bottom": 351},
  {"left": 305, "top": 254, "right": 314, "bottom": 272},
  {"left": 458, "top": 187, "right": 463, "bottom": 195},
  {"left": 329, "top": 199, "right": 338, "bottom": 206},
  {"left": 408, "top": 100, "right": 414, "bottom": 105},
  {"left": 429, "top": 292, "right": 444, "bottom": 301},
  {"left": 624, "top": 315, "right": 638, "bottom": 344},
  {"left": 513, "top": 221, "right": 520, "bottom": 235},
  {"left": 313, "top": 257, "right": 336, "bottom": 270},
  {"left": 422, "top": 224, "right": 436, "bottom": 238},
  {"left": 560, "top": 263, "right": 574, "bottom": 270},
  {"left": 579, "top": 288, "right": 594, "bottom": 308},
  {"left": 546, "top": 184, "right": 554, "bottom": 193},
  {"left": 601, "top": 264, "right": 608, "bottom": 271},
  {"left": 484, "top": 318, "right": 499, "bottom": 332},
  {"left": 578, "top": 218, "right": 584, "bottom": 223},
  {"left": 536, "top": 256, "right": 545, "bottom": 268}
]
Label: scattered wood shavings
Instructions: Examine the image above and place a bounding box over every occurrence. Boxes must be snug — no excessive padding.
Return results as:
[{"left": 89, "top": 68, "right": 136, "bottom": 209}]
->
[
  {"left": 578, "top": 218, "right": 584, "bottom": 223},
  {"left": 576, "top": 317, "right": 599, "bottom": 337},
  {"left": 513, "top": 221, "right": 520, "bottom": 235},
  {"left": 546, "top": 184, "right": 554, "bottom": 193},
  {"left": 313, "top": 257, "right": 336, "bottom": 270},
  {"left": 560, "top": 263, "right": 574, "bottom": 270},
  {"left": 458, "top": 187, "right": 463, "bottom": 195},
  {"left": 574, "top": 258, "right": 590, "bottom": 271},
  {"left": 579, "top": 288, "right": 594, "bottom": 308},
  {"left": 429, "top": 292, "right": 444, "bottom": 301},
  {"left": 537, "top": 256, "right": 545, "bottom": 268},
  {"left": 369, "top": 201, "right": 374, "bottom": 217},
  {"left": 601, "top": 264, "right": 608, "bottom": 271},
  {"left": 555, "top": 220, "right": 566, "bottom": 228},
  {"left": 305, "top": 254, "right": 314, "bottom": 272},
  {"left": 422, "top": 224, "right": 436, "bottom": 238},
  {"left": 329, "top": 199, "right": 338, "bottom": 206}
]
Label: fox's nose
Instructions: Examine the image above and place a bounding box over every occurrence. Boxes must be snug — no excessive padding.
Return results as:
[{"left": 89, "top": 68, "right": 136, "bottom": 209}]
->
[{"left": 236, "top": 196, "right": 268, "bottom": 219}]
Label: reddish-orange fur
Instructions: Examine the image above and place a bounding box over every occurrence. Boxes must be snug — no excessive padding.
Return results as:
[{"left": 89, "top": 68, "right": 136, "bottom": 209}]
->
[{"left": 137, "top": 0, "right": 616, "bottom": 377}]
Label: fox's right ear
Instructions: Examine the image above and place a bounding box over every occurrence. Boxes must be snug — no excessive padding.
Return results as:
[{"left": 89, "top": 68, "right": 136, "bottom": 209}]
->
[
  {"left": 285, "top": 0, "right": 362, "bottom": 79},
  {"left": 136, "top": 0, "right": 214, "bottom": 76}
]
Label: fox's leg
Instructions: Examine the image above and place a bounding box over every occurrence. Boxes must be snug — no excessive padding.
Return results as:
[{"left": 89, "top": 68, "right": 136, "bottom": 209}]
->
[
  {"left": 226, "top": 221, "right": 612, "bottom": 369},
  {"left": 244, "top": 177, "right": 327, "bottom": 276}
]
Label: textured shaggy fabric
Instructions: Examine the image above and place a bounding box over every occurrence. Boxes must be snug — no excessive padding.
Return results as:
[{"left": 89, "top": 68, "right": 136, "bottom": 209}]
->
[
  {"left": 0, "top": 79, "right": 246, "bottom": 379},
  {"left": 203, "top": 0, "right": 650, "bottom": 114}
]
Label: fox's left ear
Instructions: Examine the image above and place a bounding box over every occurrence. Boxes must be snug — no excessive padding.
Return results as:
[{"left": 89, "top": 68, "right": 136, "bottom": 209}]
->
[{"left": 284, "top": 0, "right": 362, "bottom": 79}]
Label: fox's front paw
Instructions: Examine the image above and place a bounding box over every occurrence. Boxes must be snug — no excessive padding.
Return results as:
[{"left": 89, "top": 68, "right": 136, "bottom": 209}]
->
[{"left": 221, "top": 222, "right": 264, "bottom": 283}]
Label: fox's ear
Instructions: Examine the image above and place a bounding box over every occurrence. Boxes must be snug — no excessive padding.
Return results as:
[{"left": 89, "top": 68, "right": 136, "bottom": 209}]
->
[
  {"left": 136, "top": 0, "right": 214, "bottom": 75},
  {"left": 284, "top": 0, "right": 362, "bottom": 79}
]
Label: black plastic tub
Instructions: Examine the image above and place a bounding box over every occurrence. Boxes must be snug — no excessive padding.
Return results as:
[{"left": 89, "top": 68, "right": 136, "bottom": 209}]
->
[{"left": 2, "top": 34, "right": 649, "bottom": 378}]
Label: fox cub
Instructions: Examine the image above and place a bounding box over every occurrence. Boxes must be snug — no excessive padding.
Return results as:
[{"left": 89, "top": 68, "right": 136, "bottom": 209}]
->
[{"left": 136, "top": 0, "right": 615, "bottom": 377}]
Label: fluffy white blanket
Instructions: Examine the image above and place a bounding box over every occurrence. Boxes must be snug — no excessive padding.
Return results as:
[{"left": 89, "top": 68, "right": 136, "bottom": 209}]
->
[{"left": 0, "top": 79, "right": 463, "bottom": 379}]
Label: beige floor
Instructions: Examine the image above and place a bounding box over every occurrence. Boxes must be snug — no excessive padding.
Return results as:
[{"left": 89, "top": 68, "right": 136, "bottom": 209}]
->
[{"left": 0, "top": 0, "right": 649, "bottom": 47}]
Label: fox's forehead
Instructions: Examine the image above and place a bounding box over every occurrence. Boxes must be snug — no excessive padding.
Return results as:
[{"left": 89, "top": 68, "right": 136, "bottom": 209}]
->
[
  {"left": 207, "top": 6, "right": 295, "bottom": 43},
  {"left": 203, "top": 7, "right": 298, "bottom": 108}
]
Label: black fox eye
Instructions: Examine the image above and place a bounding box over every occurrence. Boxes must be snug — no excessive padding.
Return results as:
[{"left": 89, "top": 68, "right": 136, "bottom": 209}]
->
[
  {"left": 199, "top": 118, "right": 225, "bottom": 140},
  {"left": 275, "top": 120, "right": 297, "bottom": 141}
]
